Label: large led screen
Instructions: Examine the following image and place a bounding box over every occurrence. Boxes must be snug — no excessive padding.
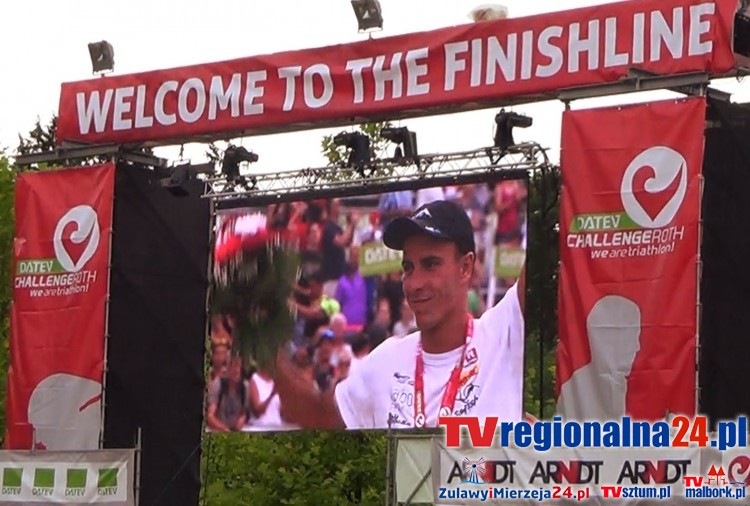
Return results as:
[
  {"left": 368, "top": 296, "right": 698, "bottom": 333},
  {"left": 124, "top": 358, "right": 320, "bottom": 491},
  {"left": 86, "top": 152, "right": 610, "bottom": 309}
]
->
[{"left": 205, "top": 177, "right": 528, "bottom": 432}]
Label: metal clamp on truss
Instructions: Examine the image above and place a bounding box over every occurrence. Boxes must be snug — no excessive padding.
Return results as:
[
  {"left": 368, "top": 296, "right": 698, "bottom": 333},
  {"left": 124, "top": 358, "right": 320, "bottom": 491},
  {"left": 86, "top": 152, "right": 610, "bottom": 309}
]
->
[{"left": 204, "top": 141, "right": 553, "bottom": 209}]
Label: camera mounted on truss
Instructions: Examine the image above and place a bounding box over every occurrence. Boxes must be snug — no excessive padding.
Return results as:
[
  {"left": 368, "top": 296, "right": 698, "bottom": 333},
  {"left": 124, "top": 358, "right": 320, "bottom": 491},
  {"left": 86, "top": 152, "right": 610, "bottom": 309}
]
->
[{"left": 494, "top": 109, "right": 533, "bottom": 151}]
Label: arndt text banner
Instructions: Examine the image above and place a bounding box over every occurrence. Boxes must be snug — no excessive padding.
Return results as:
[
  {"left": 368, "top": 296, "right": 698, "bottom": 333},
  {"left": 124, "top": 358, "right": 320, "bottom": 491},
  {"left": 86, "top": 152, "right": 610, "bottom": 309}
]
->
[
  {"left": 56, "top": 0, "right": 737, "bottom": 146},
  {"left": 0, "top": 449, "right": 135, "bottom": 505},
  {"left": 556, "top": 98, "right": 705, "bottom": 420},
  {"left": 432, "top": 442, "right": 734, "bottom": 505},
  {"left": 6, "top": 164, "right": 115, "bottom": 451}
]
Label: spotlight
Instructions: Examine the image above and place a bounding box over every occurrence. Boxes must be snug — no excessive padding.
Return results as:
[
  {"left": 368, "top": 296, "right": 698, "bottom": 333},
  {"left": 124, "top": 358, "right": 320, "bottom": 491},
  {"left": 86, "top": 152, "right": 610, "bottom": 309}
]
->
[
  {"left": 222, "top": 145, "right": 258, "bottom": 182},
  {"left": 350, "top": 0, "right": 383, "bottom": 31},
  {"left": 333, "top": 131, "right": 371, "bottom": 167},
  {"left": 468, "top": 4, "right": 508, "bottom": 22},
  {"left": 380, "top": 127, "right": 418, "bottom": 163},
  {"left": 88, "top": 41, "right": 115, "bottom": 74},
  {"left": 493, "top": 109, "right": 532, "bottom": 150}
]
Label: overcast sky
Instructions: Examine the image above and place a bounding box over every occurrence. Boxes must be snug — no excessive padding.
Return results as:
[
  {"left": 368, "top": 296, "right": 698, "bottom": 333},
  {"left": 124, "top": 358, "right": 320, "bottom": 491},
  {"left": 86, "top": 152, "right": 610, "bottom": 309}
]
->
[{"left": 3, "top": 0, "right": 750, "bottom": 172}]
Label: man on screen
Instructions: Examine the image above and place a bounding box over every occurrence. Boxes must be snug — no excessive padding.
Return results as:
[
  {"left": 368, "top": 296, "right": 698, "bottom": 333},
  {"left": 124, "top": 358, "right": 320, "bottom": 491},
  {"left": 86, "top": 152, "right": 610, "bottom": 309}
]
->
[{"left": 275, "top": 199, "right": 525, "bottom": 429}]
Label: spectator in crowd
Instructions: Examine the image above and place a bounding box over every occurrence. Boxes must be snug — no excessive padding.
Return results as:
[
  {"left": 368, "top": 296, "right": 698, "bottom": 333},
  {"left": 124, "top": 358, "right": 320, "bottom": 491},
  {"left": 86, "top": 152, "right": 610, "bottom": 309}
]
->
[
  {"left": 460, "top": 185, "right": 489, "bottom": 257},
  {"left": 380, "top": 272, "right": 404, "bottom": 328},
  {"left": 493, "top": 180, "right": 527, "bottom": 293},
  {"left": 354, "top": 210, "right": 378, "bottom": 245},
  {"left": 494, "top": 180, "right": 524, "bottom": 247},
  {"left": 393, "top": 299, "right": 417, "bottom": 338},
  {"left": 300, "top": 222, "right": 323, "bottom": 283},
  {"left": 373, "top": 297, "right": 392, "bottom": 331},
  {"left": 320, "top": 199, "right": 358, "bottom": 298},
  {"left": 249, "top": 367, "right": 297, "bottom": 430},
  {"left": 328, "top": 314, "right": 354, "bottom": 367},
  {"left": 248, "top": 368, "right": 276, "bottom": 419},
  {"left": 335, "top": 245, "right": 367, "bottom": 327},
  {"left": 313, "top": 333, "right": 337, "bottom": 392},
  {"left": 206, "top": 355, "right": 250, "bottom": 432},
  {"left": 210, "top": 342, "right": 230, "bottom": 382},
  {"left": 443, "top": 185, "right": 461, "bottom": 201},
  {"left": 271, "top": 201, "right": 310, "bottom": 246},
  {"left": 294, "top": 271, "right": 340, "bottom": 340},
  {"left": 210, "top": 315, "right": 233, "bottom": 348},
  {"left": 378, "top": 191, "right": 413, "bottom": 228},
  {"left": 268, "top": 202, "right": 292, "bottom": 229},
  {"left": 334, "top": 348, "right": 354, "bottom": 387}
]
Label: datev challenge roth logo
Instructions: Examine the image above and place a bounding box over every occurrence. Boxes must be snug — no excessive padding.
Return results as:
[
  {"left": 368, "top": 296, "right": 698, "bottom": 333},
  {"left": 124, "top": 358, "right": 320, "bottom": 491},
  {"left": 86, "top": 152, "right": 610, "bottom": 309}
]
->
[
  {"left": 567, "top": 146, "right": 689, "bottom": 259},
  {"left": 15, "top": 205, "right": 101, "bottom": 297}
]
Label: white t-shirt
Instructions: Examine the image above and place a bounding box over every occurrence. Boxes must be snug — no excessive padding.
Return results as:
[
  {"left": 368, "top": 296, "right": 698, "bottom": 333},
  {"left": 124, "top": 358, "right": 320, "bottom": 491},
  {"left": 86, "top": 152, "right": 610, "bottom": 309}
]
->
[
  {"left": 393, "top": 319, "right": 417, "bottom": 338},
  {"left": 335, "top": 284, "right": 524, "bottom": 429},
  {"left": 329, "top": 343, "right": 353, "bottom": 367},
  {"left": 248, "top": 373, "right": 298, "bottom": 431}
]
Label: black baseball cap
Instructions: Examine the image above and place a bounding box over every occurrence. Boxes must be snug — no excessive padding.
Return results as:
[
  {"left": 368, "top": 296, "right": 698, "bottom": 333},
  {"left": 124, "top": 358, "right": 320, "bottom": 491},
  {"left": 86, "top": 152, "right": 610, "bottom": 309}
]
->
[{"left": 383, "top": 200, "right": 475, "bottom": 254}]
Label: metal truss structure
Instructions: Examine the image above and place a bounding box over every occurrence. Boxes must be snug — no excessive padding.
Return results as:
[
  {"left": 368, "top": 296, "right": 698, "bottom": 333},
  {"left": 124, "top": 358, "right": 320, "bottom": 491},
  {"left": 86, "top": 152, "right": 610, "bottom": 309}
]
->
[
  {"left": 205, "top": 141, "right": 554, "bottom": 209},
  {"left": 13, "top": 143, "right": 168, "bottom": 168}
]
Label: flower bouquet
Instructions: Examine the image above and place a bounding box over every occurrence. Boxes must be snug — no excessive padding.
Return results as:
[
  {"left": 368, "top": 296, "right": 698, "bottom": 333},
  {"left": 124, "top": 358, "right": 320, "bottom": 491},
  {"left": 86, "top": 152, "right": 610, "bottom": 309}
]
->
[{"left": 211, "top": 211, "right": 301, "bottom": 372}]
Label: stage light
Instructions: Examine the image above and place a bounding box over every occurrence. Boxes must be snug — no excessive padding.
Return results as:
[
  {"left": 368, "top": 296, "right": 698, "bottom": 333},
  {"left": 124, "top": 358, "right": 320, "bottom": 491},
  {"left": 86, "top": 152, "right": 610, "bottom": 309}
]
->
[
  {"left": 351, "top": 0, "right": 383, "bottom": 31},
  {"left": 222, "top": 145, "right": 258, "bottom": 182},
  {"left": 88, "top": 41, "right": 115, "bottom": 74},
  {"left": 468, "top": 4, "right": 508, "bottom": 22},
  {"left": 494, "top": 109, "right": 533, "bottom": 151},
  {"left": 380, "top": 126, "right": 418, "bottom": 162},
  {"left": 333, "top": 131, "right": 371, "bottom": 167},
  {"left": 161, "top": 162, "right": 215, "bottom": 196}
]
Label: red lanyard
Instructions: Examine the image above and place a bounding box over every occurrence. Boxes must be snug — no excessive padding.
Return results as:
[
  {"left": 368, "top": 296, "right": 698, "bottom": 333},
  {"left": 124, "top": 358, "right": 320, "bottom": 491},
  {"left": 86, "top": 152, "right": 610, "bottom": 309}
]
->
[{"left": 414, "top": 316, "right": 474, "bottom": 428}]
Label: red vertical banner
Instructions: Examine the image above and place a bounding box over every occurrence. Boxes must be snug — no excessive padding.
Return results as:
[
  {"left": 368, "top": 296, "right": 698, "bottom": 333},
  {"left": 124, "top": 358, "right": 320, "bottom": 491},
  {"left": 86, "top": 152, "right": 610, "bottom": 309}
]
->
[
  {"left": 556, "top": 98, "right": 704, "bottom": 421},
  {"left": 6, "top": 163, "right": 114, "bottom": 450}
]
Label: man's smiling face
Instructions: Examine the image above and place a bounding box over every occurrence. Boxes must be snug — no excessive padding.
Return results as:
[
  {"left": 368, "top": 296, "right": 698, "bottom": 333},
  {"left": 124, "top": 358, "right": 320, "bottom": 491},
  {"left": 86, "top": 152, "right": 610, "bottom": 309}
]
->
[{"left": 401, "top": 233, "right": 473, "bottom": 333}]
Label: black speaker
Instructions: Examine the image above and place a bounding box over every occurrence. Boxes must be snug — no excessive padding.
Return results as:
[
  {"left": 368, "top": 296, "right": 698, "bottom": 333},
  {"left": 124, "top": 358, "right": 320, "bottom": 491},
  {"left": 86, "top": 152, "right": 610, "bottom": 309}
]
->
[
  {"left": 698, "top": 99, "right": 750, "bottom": 427},
  {"left": 102, "top": 162, "right": 210, "bottom": 505}
]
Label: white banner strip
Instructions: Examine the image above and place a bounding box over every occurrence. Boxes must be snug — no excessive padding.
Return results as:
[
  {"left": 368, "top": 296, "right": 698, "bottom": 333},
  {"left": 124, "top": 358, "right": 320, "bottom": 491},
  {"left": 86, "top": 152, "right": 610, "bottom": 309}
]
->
[
  {"left": 431, "top": 443, "right": 746, "bottom": 505},
  {"left": 0, "top": 450, "right": 135, "bottom": 505}
]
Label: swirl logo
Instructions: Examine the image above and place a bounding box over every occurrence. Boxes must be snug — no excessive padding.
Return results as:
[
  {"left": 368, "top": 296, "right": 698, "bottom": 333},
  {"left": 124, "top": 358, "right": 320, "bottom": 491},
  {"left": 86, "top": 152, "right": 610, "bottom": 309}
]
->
[
  {"left": 53, "top": 205, "right": 100, "bottom": 272},
  {"left": 620, "top": 146, "right": 688, "bottom": 229},
  {"left": 728, "top": 455, "right": 750, "bottom": 487}
]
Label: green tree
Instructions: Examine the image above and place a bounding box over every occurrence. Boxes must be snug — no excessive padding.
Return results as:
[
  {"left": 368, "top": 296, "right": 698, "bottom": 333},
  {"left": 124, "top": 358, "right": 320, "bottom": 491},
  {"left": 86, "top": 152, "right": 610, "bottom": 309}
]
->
[
  {"left": 16, "top": 117, "right": 58, "bottom": 156},
  {"left": 524, "top": 165, "right": 562, "bottom": 418},
  {"left": 0, "top": 156, "right": 15, "bottom": 439},
  {"left": 203, "top": 432, "right": 386, "bottom": 506}
]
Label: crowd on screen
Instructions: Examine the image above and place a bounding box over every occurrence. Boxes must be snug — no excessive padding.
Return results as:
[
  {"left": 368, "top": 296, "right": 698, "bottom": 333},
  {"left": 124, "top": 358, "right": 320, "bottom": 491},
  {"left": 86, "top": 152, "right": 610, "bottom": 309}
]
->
[{"left": 205, "top": 180, "right": 528, "bottom": 432}]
